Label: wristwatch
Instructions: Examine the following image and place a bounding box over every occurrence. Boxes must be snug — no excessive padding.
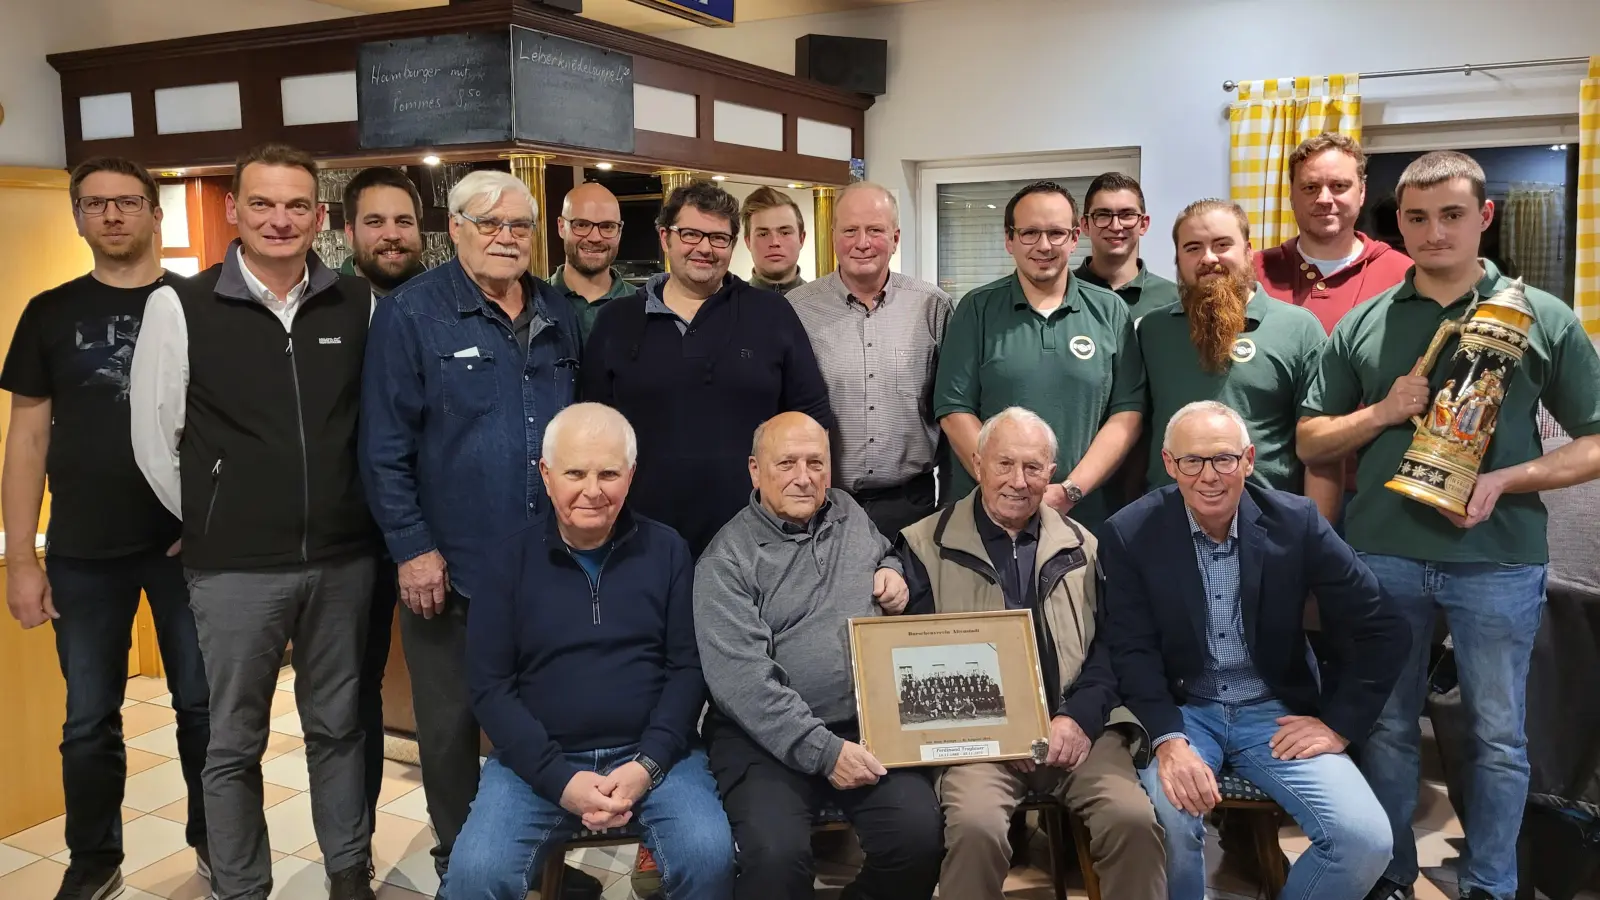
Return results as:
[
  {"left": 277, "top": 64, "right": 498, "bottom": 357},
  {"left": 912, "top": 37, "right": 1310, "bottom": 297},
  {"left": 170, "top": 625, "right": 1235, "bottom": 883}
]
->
[
  {"left": 1062, "top": 479, "right": 1085, "bottom": 504},
  {"left": 630, "top": 753, "right": 666, "bottom": 790}
]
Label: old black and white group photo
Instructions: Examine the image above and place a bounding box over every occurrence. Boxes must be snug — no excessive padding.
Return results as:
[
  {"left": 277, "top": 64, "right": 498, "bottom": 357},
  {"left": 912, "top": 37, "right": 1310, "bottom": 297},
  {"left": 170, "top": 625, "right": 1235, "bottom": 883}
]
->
[{"left": 893, "top": 643, "right": 1009, "bottom": 730}]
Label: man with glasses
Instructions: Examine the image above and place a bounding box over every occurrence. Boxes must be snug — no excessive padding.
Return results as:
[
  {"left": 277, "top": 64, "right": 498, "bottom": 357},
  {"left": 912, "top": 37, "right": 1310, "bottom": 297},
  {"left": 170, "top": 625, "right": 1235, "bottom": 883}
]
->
[
  {"left": 1102, "top": 400, "right": 1406, "bottom": 900},
  {"left": 1074, "top": 172, "right": 1180, "bottom": 326},
  {"left": 582, "top": 181, "right": 834, "bottom": 558},
  {"left": 741, "top": 187, "right": 808, "bottom": 294},
  {"left": 788, "top": 182, "right": 952, "bottom": 539},
  {"left": 361, "top": 168, "right": 583, "bottom": 893},
  {"left": 3, "top": 157, "right": 209, "bottom": 900},
  {"left": 131, "top": 142, "right": 380, "bottom": 900},
  {"left": 550, "top": 182, "right": 634, "bottom": 343},
  {"left": 935, "top": 181, "right": 1146, "bottom": 531}
]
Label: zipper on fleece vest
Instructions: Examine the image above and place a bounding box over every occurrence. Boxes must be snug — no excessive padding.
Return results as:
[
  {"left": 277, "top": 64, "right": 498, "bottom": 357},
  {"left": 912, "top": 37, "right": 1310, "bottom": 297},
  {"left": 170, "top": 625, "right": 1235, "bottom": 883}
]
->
[
  {"left": 285, "top": 337, "right": 311, "bottom": 562},
  {"left": 203, "top": 458, "right": 223, "bottom": 535},
  {"left": 563, "top": 546, "right": 609, "bottom": 625}
]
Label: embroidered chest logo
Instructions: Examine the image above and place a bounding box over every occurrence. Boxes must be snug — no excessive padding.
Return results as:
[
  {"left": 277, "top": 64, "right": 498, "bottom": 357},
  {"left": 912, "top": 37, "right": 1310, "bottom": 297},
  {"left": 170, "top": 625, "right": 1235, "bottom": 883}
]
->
[
  {"left": 319, "top": 337, "right": 343, "bottom": 345},
  {"left": 1069, "top": 335, "right": 1096, "bottom": 360},
  {"left": 1230, "top": 337, "right": 1257, "bottom": 363}
]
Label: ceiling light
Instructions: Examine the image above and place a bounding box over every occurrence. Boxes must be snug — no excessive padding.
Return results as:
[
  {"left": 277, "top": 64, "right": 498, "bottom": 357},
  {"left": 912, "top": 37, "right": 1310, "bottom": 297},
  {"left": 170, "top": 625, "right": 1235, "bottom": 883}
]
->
[
  {"left": 711, "top": 175, "right": 727, "bottom": 181},
  {"left": 1551, "top": 144, "right": 1568, "bottom": 151},
  {"left": 422, "top": 155, "right": 441, "bottom": 166},
  {"left": 595, "top": 162, "right": 614, "bottom": 170},
  {"left": 788, "top": 183, "right": 806, "bottom": 189},
  {"left": 986, "top": 204, "right": 997, "bottom": 209},
  {"left": 158, "top": 169, "right": 185, "bottom": 177}
]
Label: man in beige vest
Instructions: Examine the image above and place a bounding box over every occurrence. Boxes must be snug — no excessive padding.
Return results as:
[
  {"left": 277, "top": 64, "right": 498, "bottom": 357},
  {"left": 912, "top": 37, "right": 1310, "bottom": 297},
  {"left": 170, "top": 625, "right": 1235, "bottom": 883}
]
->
[{"left": 898, "top": 406, "right": 1165, "bottom": 899}]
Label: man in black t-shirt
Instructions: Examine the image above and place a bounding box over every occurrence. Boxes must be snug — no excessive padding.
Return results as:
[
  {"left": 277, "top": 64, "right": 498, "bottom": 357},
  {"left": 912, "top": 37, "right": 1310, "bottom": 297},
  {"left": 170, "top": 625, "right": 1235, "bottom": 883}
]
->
[{"left": 1, "top": 157, "right": 210, "bottom": 900}]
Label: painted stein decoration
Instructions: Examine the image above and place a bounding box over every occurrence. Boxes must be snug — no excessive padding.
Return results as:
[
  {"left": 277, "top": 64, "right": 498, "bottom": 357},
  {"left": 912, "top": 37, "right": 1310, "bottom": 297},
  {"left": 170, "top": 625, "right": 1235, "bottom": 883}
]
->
[{"left": 1384, "top": 279, "right": 1536, "bottom": 516}]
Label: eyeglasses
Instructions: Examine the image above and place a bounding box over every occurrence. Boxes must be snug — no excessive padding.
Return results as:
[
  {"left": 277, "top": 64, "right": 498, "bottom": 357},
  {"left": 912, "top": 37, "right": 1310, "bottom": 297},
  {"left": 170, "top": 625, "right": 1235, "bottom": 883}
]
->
[
  {"left": 1173, "top": 453, "right": 1244, "bottom": 477},
  {"left": 76, "top": 195, "right": 149, "bottom": 216},
  {"left": 1009, "top": 227, "right": 1077, "bottom": 246},
  {"left": 668, "top": 226, "right": 735, "bottom": 250},
  {"left": 1087, "top": 210, "right": 1145, "bottom": 228},
  {"left": 566, "top": 218, "right": 622, "bottom": 239},
  {"left": 458, "top": 213, "right": 533, "bottom": 239}
]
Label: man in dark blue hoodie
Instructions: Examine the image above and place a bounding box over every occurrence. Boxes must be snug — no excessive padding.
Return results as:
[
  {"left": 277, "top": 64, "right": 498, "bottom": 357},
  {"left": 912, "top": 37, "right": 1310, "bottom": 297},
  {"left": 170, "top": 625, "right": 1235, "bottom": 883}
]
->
[{"left": 445, "top": 403, "right": 734, "bottom": 900}]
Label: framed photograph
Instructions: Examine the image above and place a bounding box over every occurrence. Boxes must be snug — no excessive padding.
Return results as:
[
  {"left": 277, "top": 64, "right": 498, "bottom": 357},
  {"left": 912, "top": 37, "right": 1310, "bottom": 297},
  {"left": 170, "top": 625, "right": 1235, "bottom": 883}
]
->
[{"left": 849, "top": 609, "right": 1051, "bottom": 768}]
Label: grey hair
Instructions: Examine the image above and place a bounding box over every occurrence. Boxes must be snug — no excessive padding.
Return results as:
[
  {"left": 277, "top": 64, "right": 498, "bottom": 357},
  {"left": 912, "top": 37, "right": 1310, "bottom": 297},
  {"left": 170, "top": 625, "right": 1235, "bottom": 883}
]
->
[
  {"left": 837, "top": 181, "right": 899, "bottom": 229},
  {"left": 541, "top": 403, "right": 637, "bottom": 469},
  {"left": 448, "top": 169, "right": 537, "bottom": 219},
  {"left": 1163, "top": 400, "right": 1251, "bottom": 452},
  {"left": 977, "top": 407, "right": 1058, "bottom": 459}
]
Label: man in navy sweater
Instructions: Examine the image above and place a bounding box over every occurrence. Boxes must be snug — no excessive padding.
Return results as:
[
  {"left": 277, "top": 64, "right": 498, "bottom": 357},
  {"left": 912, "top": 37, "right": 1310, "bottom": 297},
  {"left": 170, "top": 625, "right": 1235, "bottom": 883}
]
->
[
  {"left": 581, "top": 181, "right": 835, "bottom": 558},
  {"left": 445, "top": 403, "right": 734, "bottom": 900}
]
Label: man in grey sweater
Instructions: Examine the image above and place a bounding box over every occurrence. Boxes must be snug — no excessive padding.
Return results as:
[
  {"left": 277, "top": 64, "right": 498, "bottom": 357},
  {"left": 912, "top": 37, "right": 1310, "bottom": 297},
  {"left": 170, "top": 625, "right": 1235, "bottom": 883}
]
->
[{"left": 695, "top": 412, "right": 945, "bottom": 900}]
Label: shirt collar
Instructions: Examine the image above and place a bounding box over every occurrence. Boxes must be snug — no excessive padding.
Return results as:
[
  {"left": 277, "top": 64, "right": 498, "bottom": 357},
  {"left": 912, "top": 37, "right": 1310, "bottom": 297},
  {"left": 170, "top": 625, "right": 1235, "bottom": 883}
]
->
[
  {"left": 551, "top": 264, "right": 631, "bottom": 300},
  {"left": 1008, "top": 271, "right": 1081, "bottom": 315},
  {"left": 1075, "top": 258, "right": 1147, "bottom": 292},
  {"left": 1184, "top": 505, "right": 1239, "bottom": 544},
  {"left": 973, "top": 497, "right": 1041, "bottom": 544},
  {"left": 751, "top": 269, "right": 805, "bottom": 294},
  {"left": 235, "top": 245, "right": 310, "bottom": 306},
  {"left": 1393, "top": 258, "right": 1503, "bottom": 306}
]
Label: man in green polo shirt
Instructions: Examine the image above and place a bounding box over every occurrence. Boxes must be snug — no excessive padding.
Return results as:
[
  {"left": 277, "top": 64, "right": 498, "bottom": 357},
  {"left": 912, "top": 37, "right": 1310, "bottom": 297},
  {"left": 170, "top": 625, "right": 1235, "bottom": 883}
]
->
[
  {"left": 548, "top": 182, "right": 635, "bottom": 344},
  {"left": 1298, "top": 151, "right": 1600, "bottom": 900},
  {"left": 1073, "top": 172, "right": 1180, "bottom": 326},
  {"left": 1139, "top": 199, "right": 1337, "bottom": 512},
  {"left": 934, "top": 180, "right": 1145, "bottom": 529}
]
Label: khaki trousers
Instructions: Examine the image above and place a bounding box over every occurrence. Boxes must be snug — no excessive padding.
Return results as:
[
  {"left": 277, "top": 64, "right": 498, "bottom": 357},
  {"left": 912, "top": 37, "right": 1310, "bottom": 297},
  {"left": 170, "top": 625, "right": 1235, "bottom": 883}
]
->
[{"left": 934, "top": 729, "right": 1166, "bottom": 900}]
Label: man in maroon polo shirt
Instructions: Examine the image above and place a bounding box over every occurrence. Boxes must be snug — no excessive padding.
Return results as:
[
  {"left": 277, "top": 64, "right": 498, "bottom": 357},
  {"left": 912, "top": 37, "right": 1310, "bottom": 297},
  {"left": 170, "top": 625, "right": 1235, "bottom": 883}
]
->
[{"left": 1255, "top": 133, "right": 1412, "bottom": 333}]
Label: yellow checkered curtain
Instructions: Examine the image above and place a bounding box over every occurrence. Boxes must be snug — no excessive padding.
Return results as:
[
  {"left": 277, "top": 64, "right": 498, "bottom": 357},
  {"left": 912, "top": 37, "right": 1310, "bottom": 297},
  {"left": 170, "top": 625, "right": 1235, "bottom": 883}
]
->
[
  {"left": 1229, "top": 74, "right": 1363, "bottom": 249},
  {"left": 1577, "top": 58, "right": 1600, "bottom": 334}
]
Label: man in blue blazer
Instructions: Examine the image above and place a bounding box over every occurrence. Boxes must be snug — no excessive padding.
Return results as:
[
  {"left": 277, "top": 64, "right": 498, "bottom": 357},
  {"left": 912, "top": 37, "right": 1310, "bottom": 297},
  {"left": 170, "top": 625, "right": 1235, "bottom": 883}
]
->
[{"left": 1101, "top": 400, "right": 1409, "bottom": 900}]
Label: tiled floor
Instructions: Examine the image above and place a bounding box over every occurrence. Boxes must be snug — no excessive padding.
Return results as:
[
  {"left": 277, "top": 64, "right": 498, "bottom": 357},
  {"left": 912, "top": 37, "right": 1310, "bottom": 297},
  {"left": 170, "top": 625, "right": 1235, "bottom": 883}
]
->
[{"left": 0, "top": 673, "right": 1481, "bottom": 899}]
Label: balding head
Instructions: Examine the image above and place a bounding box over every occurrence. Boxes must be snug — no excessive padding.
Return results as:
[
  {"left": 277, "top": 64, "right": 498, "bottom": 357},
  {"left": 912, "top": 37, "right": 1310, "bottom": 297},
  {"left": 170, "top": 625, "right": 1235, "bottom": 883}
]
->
[
  {"left": 558, "top": 182, "right": 623, "bottom": 277},
  {"left": 539, "top": 403, "right": 636, "bottom": 547},
  {"left": 834, "top": 182, "right": 900, "bottom": 290},
  {"left": 749, "top": 412, "right": 831, "bottom": 525}
]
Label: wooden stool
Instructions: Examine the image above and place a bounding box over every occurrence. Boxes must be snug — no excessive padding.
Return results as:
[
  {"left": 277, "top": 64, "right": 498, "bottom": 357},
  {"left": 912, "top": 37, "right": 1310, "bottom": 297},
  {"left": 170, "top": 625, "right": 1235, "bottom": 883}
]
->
[{"left": 1067, "top": 768, "right": 1288, "bottom": 900}]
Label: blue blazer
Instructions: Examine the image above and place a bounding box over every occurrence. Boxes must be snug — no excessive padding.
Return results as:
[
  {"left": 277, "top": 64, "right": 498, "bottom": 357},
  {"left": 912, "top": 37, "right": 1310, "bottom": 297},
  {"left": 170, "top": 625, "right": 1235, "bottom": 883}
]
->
[{"left": 1099, "top": 484, "right": 1408, "bottom": 746}]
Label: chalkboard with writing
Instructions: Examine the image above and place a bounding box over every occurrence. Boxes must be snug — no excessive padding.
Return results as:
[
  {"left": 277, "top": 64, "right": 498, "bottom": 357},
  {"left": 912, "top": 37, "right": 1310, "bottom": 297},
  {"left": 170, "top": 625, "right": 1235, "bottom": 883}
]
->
[
  {"left": 358, "top": 31, "right": 513, "bottom": 150},
  {"left": 511, "top": 28, "right": 635, "bottom": 155}
]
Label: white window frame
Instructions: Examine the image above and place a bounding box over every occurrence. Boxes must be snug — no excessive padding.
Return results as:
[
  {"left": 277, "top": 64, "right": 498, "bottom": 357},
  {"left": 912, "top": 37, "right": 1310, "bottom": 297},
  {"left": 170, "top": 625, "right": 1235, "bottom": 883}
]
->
[
  {"left": 914, "top": 148, "right": 1140, "bottom": 288},
  {"left": 1361, "top": 114, "right": 1580, "bottom": 153}
]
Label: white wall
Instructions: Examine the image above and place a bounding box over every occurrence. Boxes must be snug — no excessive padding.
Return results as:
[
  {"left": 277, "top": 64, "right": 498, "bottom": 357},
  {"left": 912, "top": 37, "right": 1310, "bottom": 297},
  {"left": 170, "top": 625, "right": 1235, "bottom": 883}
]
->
[
  {"left": 0, "top": 0, "right": 356, "bottom": 168},
  {"left": 668, "top": 0, "right": 1600, "bottom": 278}
]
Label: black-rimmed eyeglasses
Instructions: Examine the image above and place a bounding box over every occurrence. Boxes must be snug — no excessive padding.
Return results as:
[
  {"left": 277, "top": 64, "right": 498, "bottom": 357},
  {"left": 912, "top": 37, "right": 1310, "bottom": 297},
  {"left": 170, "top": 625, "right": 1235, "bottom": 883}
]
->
[
  {"left": 1087, "top": 210, "right": 1145, "bottom": 228},
  {"left": 668, "top": 225, "right": 735, "bottom": 249},
  {"left": 1008, "top": 227, "right": 1077, "bottom": 246},
  {"left": 1172, "top": 453, "right": 1243, "bottom": 477},
  {"left": 565, "top": 218, "right": 623, "bottom": 238},
  {"left": 76, "top": 195, "right": 150, "bottom": 216}
]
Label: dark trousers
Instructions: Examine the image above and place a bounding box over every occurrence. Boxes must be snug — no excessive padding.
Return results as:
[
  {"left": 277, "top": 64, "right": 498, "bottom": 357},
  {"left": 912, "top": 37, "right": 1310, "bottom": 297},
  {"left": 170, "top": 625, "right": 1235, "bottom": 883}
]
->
[
  {"left": 398, "top": 591, "right": 483, "bottom": 879},
  {"left": 853, "top": 473, "right": 937, "bottom": 542},
  {"left": 47, "top": 549, "right": 210, "bottom": 865},
  {"left": 361, "top": 561, "right": 398, "bottom": 831},
  {"left": 705, "top": 716, "right": 944, "bottom": 900}
]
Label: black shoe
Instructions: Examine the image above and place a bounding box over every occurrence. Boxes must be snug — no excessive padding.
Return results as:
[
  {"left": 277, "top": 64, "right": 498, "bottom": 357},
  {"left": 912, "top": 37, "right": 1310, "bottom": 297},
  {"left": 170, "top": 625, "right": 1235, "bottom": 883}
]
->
[
  {"left": 53, "top": 862, "right": 124, "bottom": 900},
  {"left": 1361, "top": 876, "right": 1414, "bottom": 900},
  {"left": 328, "top": 864, "right": 377, "bottom": 900},
  {"left": 560, "top": 864, "right": 604, "bottom": 900}
]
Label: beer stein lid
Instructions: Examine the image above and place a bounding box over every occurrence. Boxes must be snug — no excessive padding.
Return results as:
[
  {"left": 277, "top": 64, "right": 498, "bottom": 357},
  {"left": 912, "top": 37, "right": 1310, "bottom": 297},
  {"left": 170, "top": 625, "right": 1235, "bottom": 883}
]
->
[{"left": 1477, "top": 278, "right": 1534, "bottom": 319}]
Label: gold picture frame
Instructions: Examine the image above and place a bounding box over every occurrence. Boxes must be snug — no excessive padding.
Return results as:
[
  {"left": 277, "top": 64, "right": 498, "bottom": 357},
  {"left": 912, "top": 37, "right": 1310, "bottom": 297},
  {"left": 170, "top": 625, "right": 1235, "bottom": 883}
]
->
[{"left": 849, "top": 609, "right": 1051, "bottom": 768}]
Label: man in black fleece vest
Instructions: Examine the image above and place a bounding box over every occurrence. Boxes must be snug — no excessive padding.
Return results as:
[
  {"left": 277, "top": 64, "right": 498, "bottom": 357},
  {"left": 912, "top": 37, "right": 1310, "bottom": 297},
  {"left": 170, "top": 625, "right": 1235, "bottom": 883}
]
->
[
  {"left": 130, "top": 144, "right": 379, "bottom": 900},
  {"left": 580, "top": 181, "right": 835, "bottom": 558}
]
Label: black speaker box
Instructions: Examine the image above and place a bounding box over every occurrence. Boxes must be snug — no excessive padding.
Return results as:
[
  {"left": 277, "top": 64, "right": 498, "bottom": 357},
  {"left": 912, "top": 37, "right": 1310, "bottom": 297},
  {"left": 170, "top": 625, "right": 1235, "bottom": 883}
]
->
[{"left": 795, "top": 34, "right": 887, "bottom": 97}]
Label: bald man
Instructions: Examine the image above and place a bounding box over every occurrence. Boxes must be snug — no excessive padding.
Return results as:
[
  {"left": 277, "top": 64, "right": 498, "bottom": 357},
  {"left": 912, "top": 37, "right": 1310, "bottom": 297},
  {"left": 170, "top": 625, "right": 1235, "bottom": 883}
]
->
[
  {"left": 449, "top": 402, "right": 733, "bottom": 899},
  {"left": 695, "top": 412, "right": 943, "bottom": 900},
  {"left": 789, "top": 183, "right": 953, "bottom": 538},
  {"left": 549, "top": 182, "right": 634, "bottom": 341}
]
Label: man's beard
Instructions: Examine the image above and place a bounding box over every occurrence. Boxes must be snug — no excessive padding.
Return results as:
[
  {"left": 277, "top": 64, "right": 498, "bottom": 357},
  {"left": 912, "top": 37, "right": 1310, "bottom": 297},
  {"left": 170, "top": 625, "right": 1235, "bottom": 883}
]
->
[
  {"left": 1180, "top": 265, "right": 1252, "bottom": 373},
  {"left": 564, "top": 238, "right": 617, "bottom": 277},
  {"left": 354, "top": 242, "right": 425, "bottom": 291},
  {"left": 96, "top": 232, "right": 152, "bottom": 263}
]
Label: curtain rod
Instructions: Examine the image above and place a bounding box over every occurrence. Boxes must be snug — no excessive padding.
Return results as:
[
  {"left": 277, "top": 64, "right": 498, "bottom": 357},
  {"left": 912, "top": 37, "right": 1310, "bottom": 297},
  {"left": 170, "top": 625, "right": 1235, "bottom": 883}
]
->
[{"left": 1222, "top": 56, "right": 1590, "bottom": 92}]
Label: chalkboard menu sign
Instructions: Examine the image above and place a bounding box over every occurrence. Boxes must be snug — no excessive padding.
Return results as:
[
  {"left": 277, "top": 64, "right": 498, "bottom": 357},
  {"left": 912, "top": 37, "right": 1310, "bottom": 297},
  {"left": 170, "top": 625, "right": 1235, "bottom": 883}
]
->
[
  {"left": 358, "top": 31, "right": 513, "bottom": 150},
  {"left": 512, "top": 28, "right": 635, "bottom": 155}
]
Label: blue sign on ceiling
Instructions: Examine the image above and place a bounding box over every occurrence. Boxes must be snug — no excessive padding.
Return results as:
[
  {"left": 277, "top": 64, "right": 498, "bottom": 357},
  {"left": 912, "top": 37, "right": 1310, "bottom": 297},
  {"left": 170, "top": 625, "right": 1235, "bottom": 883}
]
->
[{"left": 643, "top": 0, "right": 735, "bottom": 26}]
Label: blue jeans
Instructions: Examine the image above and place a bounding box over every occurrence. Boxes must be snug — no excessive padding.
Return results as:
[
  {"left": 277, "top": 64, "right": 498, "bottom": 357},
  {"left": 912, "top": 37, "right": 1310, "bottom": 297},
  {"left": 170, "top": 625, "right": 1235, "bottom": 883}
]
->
[
  {"left": 47, "top": 550, "right": 210, "bottom": 864},
  {"left": 1358, "top": 554, "right": 1546, "bottom": 898},
  {"left": 445, "top": 746, "right": 734, "bottom": 900},
  {"left": 1139, "top": 699, "right": 1391, "bottom": 900}
]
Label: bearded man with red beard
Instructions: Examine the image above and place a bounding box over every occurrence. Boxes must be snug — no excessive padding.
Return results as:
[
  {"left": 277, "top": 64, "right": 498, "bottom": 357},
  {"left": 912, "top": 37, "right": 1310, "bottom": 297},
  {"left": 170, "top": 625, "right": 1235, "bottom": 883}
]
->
[{"left": 1136, "top": 200, "right": 1340, "bottom": 516}]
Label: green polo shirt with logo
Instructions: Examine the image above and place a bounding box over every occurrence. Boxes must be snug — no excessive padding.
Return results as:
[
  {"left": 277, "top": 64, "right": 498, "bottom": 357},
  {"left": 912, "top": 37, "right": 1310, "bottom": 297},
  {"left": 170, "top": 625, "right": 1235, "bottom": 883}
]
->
[
  {"left": 549, "top": 264, "right": 636, "bottom": 344},
  {"left": 1140, "top": 288, "right": 1326, "bottom": 491},
  {"left": 1073, "top": 258, "right": 1181, "bottom": 325},
  {"left": 934, "top": 272, "right": 1146, "bottom": 527},
  {"left": 1301, "top": 260, "right": 1600, "bottom": 564}
]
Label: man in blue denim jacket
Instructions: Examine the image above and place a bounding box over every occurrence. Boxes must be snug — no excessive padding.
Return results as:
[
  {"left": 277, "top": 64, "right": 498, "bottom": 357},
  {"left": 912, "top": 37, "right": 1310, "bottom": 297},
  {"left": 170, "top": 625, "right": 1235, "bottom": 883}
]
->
[{"left": 358, "top": 168, "right": 581, "bottom": 890}]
